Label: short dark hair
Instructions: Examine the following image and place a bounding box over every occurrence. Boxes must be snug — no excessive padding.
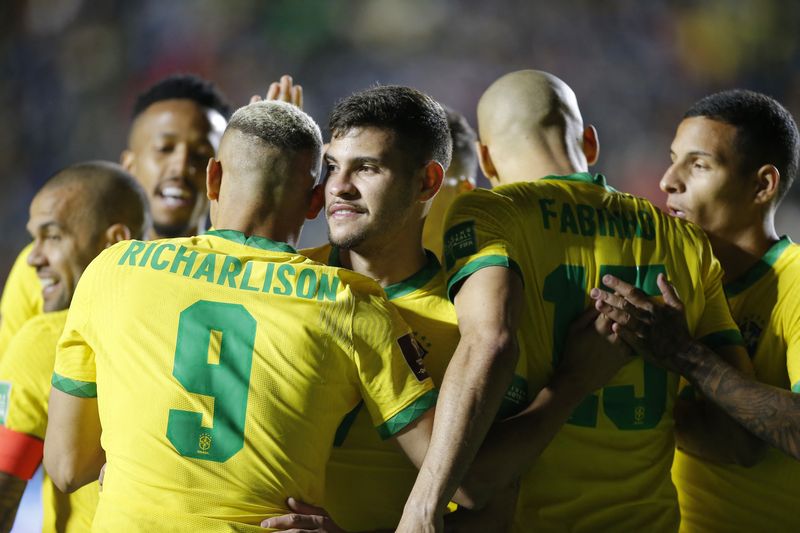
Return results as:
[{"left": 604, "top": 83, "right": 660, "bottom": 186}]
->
[
  {"left": 685, "top": 89, "right": 799, "bottom": 204},
  {"left": 443, "top": 106, "right": 478, "bottom": 178},
  {"left": 45, "top": 161, "right": 150, "bottom": 240},
  {"left": 132, "top": 74, "right": 231, "bottom": 119},
  {"left": 329, "top": 85, "right": 452, "bottom": 170}
]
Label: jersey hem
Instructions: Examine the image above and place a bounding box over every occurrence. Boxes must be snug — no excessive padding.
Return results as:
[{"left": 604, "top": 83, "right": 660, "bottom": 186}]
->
[
  {"left": 51, "top": 373, "right": 97, "bottom": 398},
  {"left": 376, "top": 389, "right": 438, "bottom": 440},
  {"left": 447, "top": 255, "right": 523, "bottom": 302}
]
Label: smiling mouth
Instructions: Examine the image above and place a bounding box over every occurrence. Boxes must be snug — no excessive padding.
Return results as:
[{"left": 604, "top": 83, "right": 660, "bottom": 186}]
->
[
  {"left": 39, "top": 276, "right": 58, "bottom": 296},
  {"left": 157, "top": 184, "right": 195, "bottom": 208},
  {"left": 328, "top": 204, "right": 366, "bottom": 219}
]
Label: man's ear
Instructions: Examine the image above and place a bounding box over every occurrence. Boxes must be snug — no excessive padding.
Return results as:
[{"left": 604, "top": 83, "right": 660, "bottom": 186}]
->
[
  {"left": 207, "top": 158, "right": 222, "bottom": 200},
  {"left": 306, "top": 184, "right": 324, "bottom": 219},
  {"left": 120, "top": 149, "right": 135, "bottom": 171},
  {"left": 102, "top": 223, "right": 132, "bottom": 248},
  {"left": 476, "top": 141, "right": 498, "bottom": 182},
  {"left": 419, "top": 161, "right": 444, "bottom": 201},
  {"left": 754, "top": 164, "right": 780, "bottom": 206},
  {"left": 583, "top": 125, "right": 600, "bottom": 166}
]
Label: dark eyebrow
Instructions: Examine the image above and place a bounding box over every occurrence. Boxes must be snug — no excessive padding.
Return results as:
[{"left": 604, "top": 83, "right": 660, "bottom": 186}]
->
[{"left": 324, "top": 155, "right": 382, "bottom": 165}]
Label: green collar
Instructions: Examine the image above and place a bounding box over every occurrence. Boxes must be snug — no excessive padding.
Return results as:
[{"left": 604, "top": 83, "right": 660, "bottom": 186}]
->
[
  {"left": 206, "top": 229, "right": 297, "bottom": 254},
  {"left": 384, "top": 250, "right": 441, "bottom": 300},
  {"left": 541, "top": 172, "right": 616, "bottom": 192},
  {"left": 724, "top": 235, "right": 792, "bottom": 297},
  {"left": 328, "top": 246, "right": 441, "bottom": 300}
]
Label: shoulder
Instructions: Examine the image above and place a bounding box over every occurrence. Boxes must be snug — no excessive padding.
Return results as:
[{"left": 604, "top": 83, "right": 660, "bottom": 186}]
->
[{"left": 299, "top": 243, "right": 332, "bottom": 264}]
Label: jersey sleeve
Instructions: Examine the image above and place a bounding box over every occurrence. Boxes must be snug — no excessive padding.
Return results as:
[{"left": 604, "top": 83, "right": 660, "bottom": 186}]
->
[
  {"left": 0, "top": 243, "right": 43, "bottom": 359},
  {"left": 691, "top": 232, "right": 744, "bottom": 349},
  {"left": 52, "top": 264, "right": 99, "bottom": 398},
  {"left": 0, "top": 314, "right": 64, "bottom": 479},
  {"left": 442, "top": 190, "right": 524, "bottom": 301},
  {"left": 351, "top": 291, "right": 437, "bottom": 440}
]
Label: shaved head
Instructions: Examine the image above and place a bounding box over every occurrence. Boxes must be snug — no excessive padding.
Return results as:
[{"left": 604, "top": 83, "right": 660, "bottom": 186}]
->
[
  {"left": 42, "top": 161, "right": 149, "bottom": 240},
  {"left": 210, "top": 101, "right": 323, "bottom": 243},
  {"left": 477, "top": 70, "right": 593, "bottom": 181}
]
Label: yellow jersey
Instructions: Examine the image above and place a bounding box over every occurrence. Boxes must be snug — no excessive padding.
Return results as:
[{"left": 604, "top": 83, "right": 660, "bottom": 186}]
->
[
  {"left": 422, "top": 177, "right": 476, "bottom": 259},
  {"left": 0, "top": 310, "right": 98, "bottom": 533},
  {"left": 52, "top": 229, "right": 436, "bottom": 532},
  {"left": 442, "top": 173, "right": 743, "bottom": 533},
  {"left": 673, "top": 236, "right": 800, "bottom": 533},
  {"left": 0, "top": 242, "right": 43, "bottom": 360}
]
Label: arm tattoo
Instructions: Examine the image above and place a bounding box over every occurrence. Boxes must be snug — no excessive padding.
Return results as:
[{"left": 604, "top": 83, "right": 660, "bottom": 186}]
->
[
  {"left": 686, "top": 346, "right": 800, "bottom": 460},
  {"left": 0, "top": 472, "right": 26, "bottom": 533}
]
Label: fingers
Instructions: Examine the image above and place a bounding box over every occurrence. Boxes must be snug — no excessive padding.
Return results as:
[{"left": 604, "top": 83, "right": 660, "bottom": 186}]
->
[
  {"left": 657, "top": 273, "right": 684, "bottom": 311},
  {"left": 250, "top": 94, "right": 263, "bottom": 104},
  {"left": 601, "top": 275, "right": 654, "bottom": 312},
  {"left": 292, "top": 84, "right": 304, "bottom": 108},
  {"left": 266, "top": 82, "right": 281, "bottom": 101},
  {"left": 611, "top": 322, "right": 646, "bottom": 352},
  {"left": 261, "top": 513, "right": 324, "bottom": 530},
  {"left": 287, "top": 497, "right": 327, "bottom": 517}
]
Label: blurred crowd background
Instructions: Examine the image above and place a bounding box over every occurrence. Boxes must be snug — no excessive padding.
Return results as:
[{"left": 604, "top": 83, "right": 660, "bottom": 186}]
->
[{"left": 2, "top": 0, "right": 800, "bottom": 285}]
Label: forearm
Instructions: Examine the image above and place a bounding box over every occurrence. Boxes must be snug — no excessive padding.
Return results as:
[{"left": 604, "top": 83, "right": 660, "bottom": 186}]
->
[
  {"left": 679, "top": 343, "right": 799, "bottom": 460},
  {"left": 459, "top": 371, "right": 592, "bottom": 502},
  {"left": 406, "top": 336, "right": 518, "bottom": 515},
  {"left": 44, "top": 390, "right": 104, "bottom": 492},
  {"left": 0, "top": 472, "right": 26, "bottom": 533}
]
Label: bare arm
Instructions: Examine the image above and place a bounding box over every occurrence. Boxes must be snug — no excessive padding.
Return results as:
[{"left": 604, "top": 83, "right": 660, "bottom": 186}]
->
[
  {"left": 43, "top": 388, "right": 104, "bottom": 493},
  {"left": 397, "top": 266, "right": 522, "bottom": 531},
  {"left": 592, "top": 274, "right": 766, "bottom": 465},
  {"left": 0, "top": 472, "right": 25, "bottom": 533}
]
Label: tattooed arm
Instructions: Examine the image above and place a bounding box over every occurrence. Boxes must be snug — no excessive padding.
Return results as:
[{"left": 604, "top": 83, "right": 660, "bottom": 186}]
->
[
  {"left": 591, "top": 274, "right": 772, "bottom": 463},
  {"left": 665, "top": 341, "right": 800, "bottom": 460}
]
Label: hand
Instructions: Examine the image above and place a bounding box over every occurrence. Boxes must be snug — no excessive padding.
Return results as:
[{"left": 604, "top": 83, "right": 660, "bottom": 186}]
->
[
  {"left": 590, "top": 273, "right": 693, "bottom": 372},
  {"left": 251, "top": 74, "right": 303, "bottom": 108},
  {"left": 260, "top": 498, "right": 346, "bottom": 532},
  {"left": 555, "top": 306, "right": 634, "bottom": 393}
]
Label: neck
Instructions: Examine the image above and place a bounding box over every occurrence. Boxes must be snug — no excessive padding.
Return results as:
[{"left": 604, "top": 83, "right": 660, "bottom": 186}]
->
[
  {"left": 337, "top": 227, "right": 428, "bottom": 287},
  {"left": 214, "top": 210, "right": 295, "bottom": 246},
  {"left": 708, "top": 214, "right": 779, "bottom": 283},
  {"left": 494, "top": 141, "right": 585, "bottom": 185}
]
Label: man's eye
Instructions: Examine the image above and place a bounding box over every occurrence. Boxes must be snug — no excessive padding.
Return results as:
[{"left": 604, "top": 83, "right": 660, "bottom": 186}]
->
[
  {"left": 45, "top": 234, "right": 62, "bottom": 242},
  {"left": 155, "top": 145, "right": 173, "bottom": 153},
  {"left": 358, "top": 165, "right": 378, "bottom": 174}
]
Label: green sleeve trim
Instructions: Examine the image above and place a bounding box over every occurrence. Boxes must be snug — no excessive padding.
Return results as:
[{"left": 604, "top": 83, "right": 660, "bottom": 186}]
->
[
  {"left": 376, "top": 388, "right": 438, "bottom": 440},
  {"left": 699, "top": 329, "right": 745, "bottom": 349},
  {"left": 51, "top": 373, "right": 97, "bottom": 398},
  {"left": 385, "top": 250, "right": 442, "bottom": 300},
  {"left": 447, "top": 255, "right": 524, "bottom": 302},
  {"left": 333, "top": 401, "right": 363, "bottom": 447},
  {"left": 724, "top": 236, "right": 792, "bottom": 297},
  {"left": 792, "top": 382, "right": 800, "bottom": 394}
]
